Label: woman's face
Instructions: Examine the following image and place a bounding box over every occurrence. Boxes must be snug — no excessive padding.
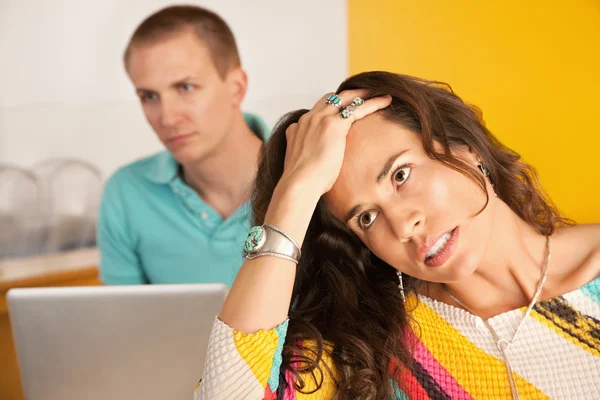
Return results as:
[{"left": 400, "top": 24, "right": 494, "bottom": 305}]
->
[{"left": 324, "top": 113, "right": 496, "bottom": 283}]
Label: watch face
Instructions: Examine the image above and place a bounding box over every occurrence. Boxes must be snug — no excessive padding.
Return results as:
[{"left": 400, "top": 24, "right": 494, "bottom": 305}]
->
[{"left": 243, "top": 226, "right": 266, "bottom": 255}]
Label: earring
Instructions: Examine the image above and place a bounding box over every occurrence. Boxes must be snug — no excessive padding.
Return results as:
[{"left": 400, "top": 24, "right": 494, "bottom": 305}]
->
[
  {"left": 477, "top": 163, "right": 490, "bottom": 177},
  {"left": 397, "top": 270, "right": 406, "bottom": 302},
  {"left": 477, "top": 163, "right": 497, "bottom": 197}
]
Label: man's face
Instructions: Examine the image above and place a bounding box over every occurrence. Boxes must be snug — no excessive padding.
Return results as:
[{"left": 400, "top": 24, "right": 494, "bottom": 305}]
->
[{"left": 127, "top": 29, "right": 246, "bottom": 165}]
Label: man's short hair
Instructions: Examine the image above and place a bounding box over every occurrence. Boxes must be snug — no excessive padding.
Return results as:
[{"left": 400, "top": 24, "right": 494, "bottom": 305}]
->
[{"left": 124, "top": 5, "right": 241, "bottom": 78}]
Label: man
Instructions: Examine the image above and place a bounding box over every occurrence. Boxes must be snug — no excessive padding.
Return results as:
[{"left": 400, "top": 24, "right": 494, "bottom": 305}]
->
[{"left": 97, "top": 5, "right": 269, "bottom": 285}]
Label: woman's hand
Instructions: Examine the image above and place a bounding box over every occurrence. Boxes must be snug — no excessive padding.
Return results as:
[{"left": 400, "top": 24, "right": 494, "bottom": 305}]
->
[{"left": 279, "top": 90, "right": 392, "bottom": 196}]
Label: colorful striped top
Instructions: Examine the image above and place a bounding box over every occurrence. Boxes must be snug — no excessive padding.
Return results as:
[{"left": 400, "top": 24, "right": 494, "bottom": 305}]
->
[{"left": 194, "top": 276, "right": 600, "bottom": 399}]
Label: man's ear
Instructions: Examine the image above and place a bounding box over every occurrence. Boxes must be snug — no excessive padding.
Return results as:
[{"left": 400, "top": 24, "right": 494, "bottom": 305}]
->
[{"left": 227, "top": 67, "right": 248, "bottom": 107}]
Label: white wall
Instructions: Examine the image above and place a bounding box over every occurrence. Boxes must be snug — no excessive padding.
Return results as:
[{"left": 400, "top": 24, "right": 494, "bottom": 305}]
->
[{"left": 0, "top": 0, "right": 347, "bottom": 179}]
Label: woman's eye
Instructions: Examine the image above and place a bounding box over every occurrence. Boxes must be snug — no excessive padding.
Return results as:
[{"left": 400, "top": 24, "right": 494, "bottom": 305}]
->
[
  {"left": 393, "top": 166, "right": 411, "bottom": 186},
  {"left": 358, "top": 211, "right": 377, "bottom": 229}
]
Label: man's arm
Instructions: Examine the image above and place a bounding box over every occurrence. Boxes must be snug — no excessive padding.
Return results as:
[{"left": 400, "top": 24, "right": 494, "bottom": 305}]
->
[{"left": 97, "top": 171, "right": 147, "bottom": 285}]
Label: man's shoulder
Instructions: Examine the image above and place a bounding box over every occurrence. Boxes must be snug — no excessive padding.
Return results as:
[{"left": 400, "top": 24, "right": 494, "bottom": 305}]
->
[
  {"left": 118, "top": 151, "right": 172, "bottom": 177},
  {"left": 102, "top": 151, "right": 173, "bottom": 200},
  {"left": 108, "top": 151, "right": 172, "bottom": 185}
]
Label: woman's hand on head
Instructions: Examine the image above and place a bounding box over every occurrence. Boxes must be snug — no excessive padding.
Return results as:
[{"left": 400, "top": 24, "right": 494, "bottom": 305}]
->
[
  {"left": 222, "top": 93, "right": 390, "bottom": 334},
  {"left": 279, "top": 91, "right": 392, "bottom": 197}
]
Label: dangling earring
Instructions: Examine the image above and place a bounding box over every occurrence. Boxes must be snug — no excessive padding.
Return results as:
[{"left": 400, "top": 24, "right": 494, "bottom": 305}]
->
[
  {"left": 477, "top": 163, "right": 489, "bottom": 177},
  {"left": 477, "top": 163, "right": 497, "bottom": 197},
  {"left": 397, "top": 270, "right": 406, "bottom": 302}
]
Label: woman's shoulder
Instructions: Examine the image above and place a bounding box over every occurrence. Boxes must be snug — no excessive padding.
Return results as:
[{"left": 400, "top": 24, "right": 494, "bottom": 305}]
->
[
  {"left": 551, "top": 223, "right": 600, "bottom": 291},
  {"left": 556, "top": 223, "right": 600, "bottom": 254}
]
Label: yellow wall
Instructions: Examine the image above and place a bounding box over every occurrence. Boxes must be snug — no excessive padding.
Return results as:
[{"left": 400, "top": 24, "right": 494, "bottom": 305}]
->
[{"left": 349, "top": 0, "right": 600, "bottom": 223}]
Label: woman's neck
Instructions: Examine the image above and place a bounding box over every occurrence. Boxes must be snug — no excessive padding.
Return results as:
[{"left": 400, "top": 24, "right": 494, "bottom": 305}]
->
[{"left": 424, "top": 203, "right": 550, "bottom": 319}]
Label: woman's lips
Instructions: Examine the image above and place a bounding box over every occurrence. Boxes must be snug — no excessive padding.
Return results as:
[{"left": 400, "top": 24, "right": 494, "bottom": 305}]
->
[{"left": 423, "top": 226, "right": 459, "bottom": 267}]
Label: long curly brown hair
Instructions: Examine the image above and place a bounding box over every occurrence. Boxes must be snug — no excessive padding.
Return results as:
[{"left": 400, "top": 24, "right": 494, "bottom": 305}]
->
[{"left": 251, "top": 71, "right": 569, "bottom": 399}]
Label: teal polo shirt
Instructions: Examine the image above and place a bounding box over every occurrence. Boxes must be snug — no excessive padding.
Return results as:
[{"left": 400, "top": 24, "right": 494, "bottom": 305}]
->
[{"left": 97, "top": 113, "right": 269, "bottom": 286}]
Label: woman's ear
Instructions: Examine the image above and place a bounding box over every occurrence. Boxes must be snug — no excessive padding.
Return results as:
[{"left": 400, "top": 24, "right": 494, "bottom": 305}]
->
[{"left": 452, "top": 144, "right": 481, "bottom": 166}]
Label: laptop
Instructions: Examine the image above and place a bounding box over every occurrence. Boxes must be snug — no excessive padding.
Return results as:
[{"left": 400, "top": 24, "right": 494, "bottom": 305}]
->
[{"left": 7, "top": 284, "right": 228, "bottom": 400}]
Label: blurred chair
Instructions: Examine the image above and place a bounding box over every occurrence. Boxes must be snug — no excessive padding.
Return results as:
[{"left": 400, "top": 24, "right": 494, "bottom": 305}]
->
[
  {"left": 32, "top": 159, "right": 102, "bottom": 254},
  {"left": 0, "top": 165, "right": 46, "bottom": 259}
]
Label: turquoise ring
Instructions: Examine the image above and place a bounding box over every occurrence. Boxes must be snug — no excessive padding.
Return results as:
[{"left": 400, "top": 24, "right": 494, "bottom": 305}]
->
[
  {"left": 340, "top": 96, "right": 364, "bottom": 120},
  {"left": 325, "top": 94, "right": 342, "bottom": 109},
  {"left": 351, "top": 97, "right": 364, "bottom": 107},
  {"left": 341, "top": 109, "right": 354, "bottom": 119}
]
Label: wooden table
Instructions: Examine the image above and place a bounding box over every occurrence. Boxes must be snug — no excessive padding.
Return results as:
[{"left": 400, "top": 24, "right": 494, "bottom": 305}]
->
[{"left": 0, "top": 248, "right": 101, "bottom": 400}]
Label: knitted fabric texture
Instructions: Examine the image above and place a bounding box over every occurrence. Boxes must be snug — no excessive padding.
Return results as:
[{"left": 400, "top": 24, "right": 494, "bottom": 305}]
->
[{"left": 195, "top": 276, "right": 600, "bottom": 399}]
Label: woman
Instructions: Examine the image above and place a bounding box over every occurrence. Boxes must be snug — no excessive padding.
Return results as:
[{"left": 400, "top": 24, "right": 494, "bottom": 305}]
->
[{"left": 194, "top": 72, "right": 600, "bottom": 399}]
